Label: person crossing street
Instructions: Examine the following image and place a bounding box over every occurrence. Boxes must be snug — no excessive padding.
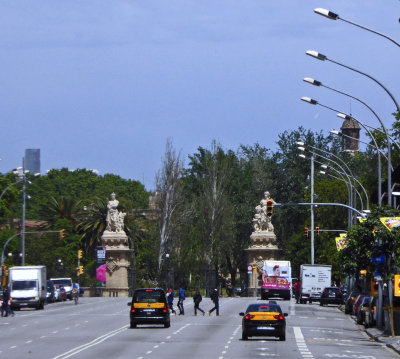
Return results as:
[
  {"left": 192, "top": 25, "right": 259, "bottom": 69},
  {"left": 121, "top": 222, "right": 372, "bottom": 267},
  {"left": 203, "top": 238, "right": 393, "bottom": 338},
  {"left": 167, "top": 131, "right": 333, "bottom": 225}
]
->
[{"left": 193, "top": 288, "right": 205, "bottom": 316}]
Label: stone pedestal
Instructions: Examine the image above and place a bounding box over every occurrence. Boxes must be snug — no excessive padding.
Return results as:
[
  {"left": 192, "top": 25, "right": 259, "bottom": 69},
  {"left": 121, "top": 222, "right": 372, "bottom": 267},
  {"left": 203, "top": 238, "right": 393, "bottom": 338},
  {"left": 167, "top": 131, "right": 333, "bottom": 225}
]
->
[
  {"left": 101, "top": 231, "right": 132, "bottom": 298},
  {"left": 246, "top": 231, "right": 279, "bottom": 296}
]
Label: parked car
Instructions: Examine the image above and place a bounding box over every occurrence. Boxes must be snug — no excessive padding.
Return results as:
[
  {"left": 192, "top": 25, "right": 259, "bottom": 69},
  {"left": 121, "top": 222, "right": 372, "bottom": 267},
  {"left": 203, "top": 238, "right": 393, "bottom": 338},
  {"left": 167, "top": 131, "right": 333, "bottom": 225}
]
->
[
  {"left": 46, "top": 280, "right": 56, "bottom": 303},
  {"left": 356, "top": 296, "right": 371, "bottom": 325},
  {"left": 320, "top": 287, "right": 344, "bottom": 306},
  {"left": 353, "top": 294, "right": 367, "bottom": 317},
  {"left": 345, "top": 291, "right": 360, "bottom": 314},
  {"left": 54, "top": 285, "right": 67, "bottom": 301},
  {"left": 364, "top": 296, "right": 376, "bottom": 328}
]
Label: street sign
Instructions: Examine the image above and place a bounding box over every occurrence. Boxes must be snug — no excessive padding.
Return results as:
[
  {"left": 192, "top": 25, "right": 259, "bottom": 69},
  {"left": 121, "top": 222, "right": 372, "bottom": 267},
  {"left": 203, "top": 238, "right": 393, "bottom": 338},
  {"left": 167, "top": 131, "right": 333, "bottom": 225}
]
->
[
  {"left": 371, "top": 254, "right": 385, "bottom": 264},
  {"left": 247, "top": 265, "right": 253, "bottom": 274}
]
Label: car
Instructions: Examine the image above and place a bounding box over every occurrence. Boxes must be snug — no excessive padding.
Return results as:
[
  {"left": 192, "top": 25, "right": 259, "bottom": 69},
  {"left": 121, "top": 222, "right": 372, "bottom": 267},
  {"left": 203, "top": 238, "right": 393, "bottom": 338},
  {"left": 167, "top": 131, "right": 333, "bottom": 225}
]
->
[
  {"left": 51, "top": 278, "right": 73, "bottom": 300},
  {"left": 353, "top": 294, "right": 366, "bottom": 317},
  {"left": 365, "top": 297, "right": 377, "bottom": 328},
  {"left": 239, "top": 302, "right": 288, "bottom": 341},
  {"left": 46, "top": 280, "right": 56, "bottom": 303},
  {"left": 345, "top": 291, "right": 360, "bottom": 314},
  {"left": 128, "top": 288, "right": 170, "bottom": 329},
  {"left": 54, "top": 285, "right": 67, "bottom": 301},
  {"left": 320, "top": 287, "right": 344, "bottom": 306},
  {"left": 356, "top": 296, "right": 371, "bottom": 325}
]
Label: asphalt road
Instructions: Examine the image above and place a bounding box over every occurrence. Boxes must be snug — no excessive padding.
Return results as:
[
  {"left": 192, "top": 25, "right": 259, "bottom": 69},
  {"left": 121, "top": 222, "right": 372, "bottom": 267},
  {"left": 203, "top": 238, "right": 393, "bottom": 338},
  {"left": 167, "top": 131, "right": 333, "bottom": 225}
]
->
[{"left": 0, "top": 296, "right": 398, "bottom": 359}]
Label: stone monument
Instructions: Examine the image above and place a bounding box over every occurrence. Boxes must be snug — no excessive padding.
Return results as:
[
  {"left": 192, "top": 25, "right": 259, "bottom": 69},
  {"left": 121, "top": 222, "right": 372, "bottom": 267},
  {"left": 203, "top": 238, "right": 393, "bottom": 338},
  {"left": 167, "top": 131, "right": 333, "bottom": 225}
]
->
[
  {"left": 246, "top": 191, "right": 279, "bottom": 295},
  {"left": 101, "top": 193, "right": 132, "bottom": 297}
]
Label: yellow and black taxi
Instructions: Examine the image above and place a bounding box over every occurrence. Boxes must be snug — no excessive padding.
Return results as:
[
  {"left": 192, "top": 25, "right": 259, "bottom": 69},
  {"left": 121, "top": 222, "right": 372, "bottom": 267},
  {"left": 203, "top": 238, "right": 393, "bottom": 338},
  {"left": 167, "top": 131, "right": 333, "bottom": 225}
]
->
[
  {"left": 239, "top": 302, "right": 287, "bottom": 341},
  {"left": 128, "top": 288, "right": 170, "bottom": 328}
]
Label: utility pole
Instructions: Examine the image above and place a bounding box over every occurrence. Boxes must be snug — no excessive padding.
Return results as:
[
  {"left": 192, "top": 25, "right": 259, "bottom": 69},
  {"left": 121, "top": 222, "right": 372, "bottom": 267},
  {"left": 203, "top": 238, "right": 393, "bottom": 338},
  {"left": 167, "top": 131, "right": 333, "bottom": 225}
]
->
[
  {"left": 311, "top": 154, "right": 315, "bottom": 265},
  {"left": 21, "top": 158, "right": 26, "bottom": 266}
]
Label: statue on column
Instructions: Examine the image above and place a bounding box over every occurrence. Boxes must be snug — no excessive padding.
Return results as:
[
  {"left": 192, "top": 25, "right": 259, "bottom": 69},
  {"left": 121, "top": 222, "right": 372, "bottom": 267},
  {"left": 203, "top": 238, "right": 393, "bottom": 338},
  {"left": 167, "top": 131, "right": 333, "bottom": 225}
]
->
[
  {"left": 105, "top": 193, "right": 126, "bottom": 234},
  {"left": 252, "top": 191, "right": 275, "bottom": 232}
]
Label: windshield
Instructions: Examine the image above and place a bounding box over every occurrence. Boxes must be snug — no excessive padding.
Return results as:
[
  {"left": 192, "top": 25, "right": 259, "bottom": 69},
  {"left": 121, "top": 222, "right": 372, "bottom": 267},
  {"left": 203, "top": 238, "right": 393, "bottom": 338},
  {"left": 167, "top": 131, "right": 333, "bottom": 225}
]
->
[
  {"left": 133, "top": 290, "right": 166, "bottom": 303},
  {"left": 12, "top": 280, "right": 37, "bottom": 290},
  {"left": 52, "top": 279, "right": 71, "bottom": 286}
]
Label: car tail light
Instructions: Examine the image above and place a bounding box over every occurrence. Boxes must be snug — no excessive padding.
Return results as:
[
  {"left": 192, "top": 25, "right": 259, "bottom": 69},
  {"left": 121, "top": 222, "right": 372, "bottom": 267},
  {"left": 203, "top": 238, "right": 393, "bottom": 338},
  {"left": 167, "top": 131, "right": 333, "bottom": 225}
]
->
[
  {"left": 163, "top": 305, "right": 168, "bottom": 313},
  {"left": 244, "top": 314, "right": 254, "bottom": 320},
  {"left": 339, "top": 290, "right": 342, "bottom": 295},
  {"left": 145, "top": 289, "right": 153, "bottom": 292},
  {"left": 323, "top": 289, "right": 326, "bottom": 293},
  {"left": 131, "top": 308, "right": 136, "bottom": 313},
  {"left": 273, "top": 315, "right": 284, "bottom": 320}
]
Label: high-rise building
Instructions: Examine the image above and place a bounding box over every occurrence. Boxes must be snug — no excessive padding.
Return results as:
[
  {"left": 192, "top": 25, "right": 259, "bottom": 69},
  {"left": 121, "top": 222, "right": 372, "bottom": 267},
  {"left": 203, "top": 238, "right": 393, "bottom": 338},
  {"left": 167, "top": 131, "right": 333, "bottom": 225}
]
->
[{"left": 25, "top": 149, "right": 40, "bottom": 174}]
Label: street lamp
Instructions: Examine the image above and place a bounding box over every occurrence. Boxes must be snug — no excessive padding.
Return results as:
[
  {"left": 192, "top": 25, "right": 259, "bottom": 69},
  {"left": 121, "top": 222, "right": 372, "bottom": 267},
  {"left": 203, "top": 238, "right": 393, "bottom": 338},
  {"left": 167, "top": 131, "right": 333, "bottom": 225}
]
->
[
  {"left": 313, "top": 8, "right": 400, "bottom": 48},
  {"left": 305, "top": 51, "right": 399, "bottom": 205},
  {"left": 301, "top": 95, "right": 385, "bottom": 206}
]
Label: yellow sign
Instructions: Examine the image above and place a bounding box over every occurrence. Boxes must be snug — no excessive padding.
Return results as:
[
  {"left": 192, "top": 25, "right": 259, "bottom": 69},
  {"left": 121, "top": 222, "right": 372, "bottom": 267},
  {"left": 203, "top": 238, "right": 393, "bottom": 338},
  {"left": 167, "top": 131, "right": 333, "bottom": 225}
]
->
[
  {"left": 335, "top": 236, "right": 347, "bottom": 251},
  {"left": 380, "top": 217, "right": 400, "bottom": 232}
]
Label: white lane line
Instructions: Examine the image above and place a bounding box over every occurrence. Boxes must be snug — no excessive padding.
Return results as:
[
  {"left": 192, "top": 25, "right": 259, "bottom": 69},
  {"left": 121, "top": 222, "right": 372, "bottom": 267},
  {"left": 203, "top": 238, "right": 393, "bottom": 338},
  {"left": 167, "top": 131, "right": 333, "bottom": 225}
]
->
[
  {"left": 52, "top": 325, "right": 128, "bottom": 359},
  {"left": 10, "top": 346, "right": 17, "bottom": 349},
  {"left": 40, "top": 336, "right": 46, "bottom": 339},
  {"left": 294, "top": 327, "right": 314, "bottom": 359},
  {"left": 26, "top": 340, "right": 33, "bottom": 344}
]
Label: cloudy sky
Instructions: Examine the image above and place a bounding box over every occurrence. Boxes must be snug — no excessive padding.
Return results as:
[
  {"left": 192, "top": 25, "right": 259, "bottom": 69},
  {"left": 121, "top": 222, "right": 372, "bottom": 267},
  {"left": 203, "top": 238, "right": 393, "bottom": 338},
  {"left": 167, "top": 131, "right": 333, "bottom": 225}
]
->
[{"left": 0, "top": 1, "right": 399, "bottom": 190}]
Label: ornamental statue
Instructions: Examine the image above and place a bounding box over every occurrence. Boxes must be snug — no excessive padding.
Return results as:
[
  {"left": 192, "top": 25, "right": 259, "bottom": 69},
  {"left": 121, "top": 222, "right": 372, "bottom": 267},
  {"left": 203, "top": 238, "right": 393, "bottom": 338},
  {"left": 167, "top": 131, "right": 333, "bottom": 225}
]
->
[
  {"left": 252, "top": 191, "right": 274, "bottom": 232},
  {"left": 105, "top": 193, "right": 126, "bottom": 233}
]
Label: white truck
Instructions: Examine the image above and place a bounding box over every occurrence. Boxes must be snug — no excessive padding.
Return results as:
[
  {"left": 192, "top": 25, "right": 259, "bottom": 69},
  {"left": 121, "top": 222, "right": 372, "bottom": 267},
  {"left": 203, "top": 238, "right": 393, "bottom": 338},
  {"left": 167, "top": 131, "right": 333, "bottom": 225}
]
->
[
  {"left": 261, "top": 260, "right": 292, "bottom": 300},
  {"left": 9, "top": 266, "right": 47, "bottom": 310},
  {"left": 299, "top": 264, "right": 332, "bottom": 304}
]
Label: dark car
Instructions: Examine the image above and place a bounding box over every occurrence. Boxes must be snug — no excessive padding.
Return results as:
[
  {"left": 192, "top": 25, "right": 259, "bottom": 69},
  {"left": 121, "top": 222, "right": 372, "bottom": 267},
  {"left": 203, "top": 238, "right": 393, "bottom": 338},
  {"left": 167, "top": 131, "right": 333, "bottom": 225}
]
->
[
  {"left": 357, "top": 296, "right": 371, "bottom": 325},
  {"left": 46, "top": 280, "right": 56, "bottom": 303},
  {"left": 128, "top": 288, "right": 170, "bottom": 328},
  {"left": 353, "top": 294, "right": 366, "bottom": 317},
  {"left": 320, "top": 287, "right": 344, "bottom": 306},
  {"left": 239, "top": 303, "right": 288, "bottom": 341},
  {"left": 345, "top": 291, "right": 360, "bottom": 314},
  {"left": 365, "top": 297, "right": 377, "bottom": 328}
]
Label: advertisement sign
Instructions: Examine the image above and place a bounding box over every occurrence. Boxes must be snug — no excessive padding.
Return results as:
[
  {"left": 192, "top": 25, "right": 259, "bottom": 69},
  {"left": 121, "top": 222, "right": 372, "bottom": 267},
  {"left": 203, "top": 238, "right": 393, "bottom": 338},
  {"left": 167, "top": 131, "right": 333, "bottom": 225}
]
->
[
  {"left": 261, "top": 264, "right": 291, "bottom": 290},
  {"left": 380, "top": 217, "right": 400, "bottom": 232},
  {"left": 335, "top": 233, "right": 347, "bottom": 251},
  {"left": 96, "top": 247, "right": 106, "bottom": 286}
]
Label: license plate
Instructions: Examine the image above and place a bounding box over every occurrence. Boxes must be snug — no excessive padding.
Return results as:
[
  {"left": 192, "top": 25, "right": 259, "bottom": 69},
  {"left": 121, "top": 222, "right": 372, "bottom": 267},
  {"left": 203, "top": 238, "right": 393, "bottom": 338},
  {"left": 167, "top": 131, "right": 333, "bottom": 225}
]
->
[
  {"left": 329, "top": 294, "right": 336, "bottom": 298},
  {"left": 257, "top": 326, "right": 274, "bottom": 330},
  {"left": 143, "top": 309, "right": 155, "bottom": 312}
]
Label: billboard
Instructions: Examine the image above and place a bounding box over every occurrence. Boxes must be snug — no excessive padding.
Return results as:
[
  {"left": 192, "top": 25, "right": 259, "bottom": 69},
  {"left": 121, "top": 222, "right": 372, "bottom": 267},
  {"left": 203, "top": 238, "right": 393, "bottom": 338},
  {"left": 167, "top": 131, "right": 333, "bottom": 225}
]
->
[{"left": 261, "top": 264, "right": 291, "bottom": 290}]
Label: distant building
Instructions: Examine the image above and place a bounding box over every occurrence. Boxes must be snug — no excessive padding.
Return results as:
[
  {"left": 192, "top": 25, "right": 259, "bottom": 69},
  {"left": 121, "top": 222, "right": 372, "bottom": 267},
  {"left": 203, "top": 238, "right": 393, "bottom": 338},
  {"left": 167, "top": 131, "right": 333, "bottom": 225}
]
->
[{"left": 25, "top": 149, "right": 40, "bottom": 174}]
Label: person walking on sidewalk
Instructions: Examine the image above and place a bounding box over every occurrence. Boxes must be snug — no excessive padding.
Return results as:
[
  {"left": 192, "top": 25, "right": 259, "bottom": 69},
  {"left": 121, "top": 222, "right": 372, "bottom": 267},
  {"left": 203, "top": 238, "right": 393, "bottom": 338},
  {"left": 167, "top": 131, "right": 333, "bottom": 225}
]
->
[
  {"left": 193, "top": 288, "right": 205, "bottom": 316},
  {"left": 208, "top": 288, "right": 220, "bottom": 316},
  {"left": 1, "top": 287, "right": 14, "bottom": 317},
  {"left": 166, "top": 288, "right": 176, "bottom": 315},
  {"left": 177, "top": 286, "right": 185, "bottom": 315}
]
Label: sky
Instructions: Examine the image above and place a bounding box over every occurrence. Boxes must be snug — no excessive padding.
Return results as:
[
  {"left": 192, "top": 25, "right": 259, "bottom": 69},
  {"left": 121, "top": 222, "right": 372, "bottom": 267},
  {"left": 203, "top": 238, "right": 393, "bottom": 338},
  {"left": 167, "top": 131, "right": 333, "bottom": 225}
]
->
[{"left": 0, "top": 1, "right": 399, "bottom": 190}]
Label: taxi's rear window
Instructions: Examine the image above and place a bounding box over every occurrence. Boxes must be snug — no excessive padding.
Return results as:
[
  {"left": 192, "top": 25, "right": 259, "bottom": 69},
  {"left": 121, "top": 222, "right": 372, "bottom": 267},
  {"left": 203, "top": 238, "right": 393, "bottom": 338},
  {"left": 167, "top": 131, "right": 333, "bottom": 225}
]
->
[
  {"left": 133, "top": 290, "right": 166, "bottom": 303},
  {"left": 246, "top": 304, "right": 282, "bottom": 314}
]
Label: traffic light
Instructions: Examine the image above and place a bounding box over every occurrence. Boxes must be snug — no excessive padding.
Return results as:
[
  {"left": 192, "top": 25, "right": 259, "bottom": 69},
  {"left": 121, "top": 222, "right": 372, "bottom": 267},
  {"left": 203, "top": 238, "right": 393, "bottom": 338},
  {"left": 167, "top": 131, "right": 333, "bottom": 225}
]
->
[
  {"left": 304, "top": 227, "right": 308, "bottom": 237},
  {"left": 60, "top": 229, "right": 66, "bottom": 239},
  {"left": 77, "top": 266, "right": 84, "bottom": 276},
  {"left": 315, "top": 226, "right": 320, "bottom": 236},
  {"left": 266, "top": 200, "right": 273, "bottom": 217},
  {"left": 395, "top": 275, "right": 400, "bottom": 297},
  {"left": 78, "top": 250, "right": 83, "bottom": 259}
]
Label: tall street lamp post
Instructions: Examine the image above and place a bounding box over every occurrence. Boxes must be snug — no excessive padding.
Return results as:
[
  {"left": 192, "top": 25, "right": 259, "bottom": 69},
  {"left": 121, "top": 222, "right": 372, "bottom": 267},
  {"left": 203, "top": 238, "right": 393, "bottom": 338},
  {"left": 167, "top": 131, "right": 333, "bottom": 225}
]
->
[
  {"left": 314, "top": 8, "right": 400, "bottom": 48},
  {"left": 305, "top": 51, "right": 399, "bottom": 205}
]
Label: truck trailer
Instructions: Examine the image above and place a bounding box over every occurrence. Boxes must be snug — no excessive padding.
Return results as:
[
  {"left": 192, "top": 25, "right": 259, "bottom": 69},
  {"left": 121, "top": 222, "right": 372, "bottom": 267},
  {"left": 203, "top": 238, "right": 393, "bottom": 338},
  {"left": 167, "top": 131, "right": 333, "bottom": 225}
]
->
[
  {"left": 299, "top": 264, "right": 332, "bottom": 304},
  {"left": 9, "top": 266, "right": 47, "bottom": 310}
]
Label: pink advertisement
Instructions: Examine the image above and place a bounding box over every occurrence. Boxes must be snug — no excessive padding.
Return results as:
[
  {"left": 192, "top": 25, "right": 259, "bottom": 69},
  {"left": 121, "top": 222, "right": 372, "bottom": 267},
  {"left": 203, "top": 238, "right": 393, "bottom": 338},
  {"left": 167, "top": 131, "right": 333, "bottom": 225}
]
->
[{"left": 262, "top": 264, "right": 291, "bottom": 290}]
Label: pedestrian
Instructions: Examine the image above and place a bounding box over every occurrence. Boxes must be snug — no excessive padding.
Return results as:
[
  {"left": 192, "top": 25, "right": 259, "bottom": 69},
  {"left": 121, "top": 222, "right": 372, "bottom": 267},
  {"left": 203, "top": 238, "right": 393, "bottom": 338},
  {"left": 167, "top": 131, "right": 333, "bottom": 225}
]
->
[
  {"left": 1, "top": 287, "right": 14, "bottom": 317},
  {"left": 177, "top": 286, "right": 185, "bottom": 315},
  {"left": 193, "top": 288, "right": 205, "bottom": 316},
  {"left": 293, "top": 281, "right": 301, "bottom": 304},
  {"left": 166, "top": 288, "right": 176, "bottom": 315},
  {"left": 208, "top": 288, "right": 220, "bottom": 316}
]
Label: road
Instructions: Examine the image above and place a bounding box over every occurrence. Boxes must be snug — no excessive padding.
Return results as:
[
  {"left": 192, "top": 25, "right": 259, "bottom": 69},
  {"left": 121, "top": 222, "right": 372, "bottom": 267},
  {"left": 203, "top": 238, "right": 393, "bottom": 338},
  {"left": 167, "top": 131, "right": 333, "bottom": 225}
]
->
[{"left": 0, "top": 296, "right": 397, "bottom": 359}]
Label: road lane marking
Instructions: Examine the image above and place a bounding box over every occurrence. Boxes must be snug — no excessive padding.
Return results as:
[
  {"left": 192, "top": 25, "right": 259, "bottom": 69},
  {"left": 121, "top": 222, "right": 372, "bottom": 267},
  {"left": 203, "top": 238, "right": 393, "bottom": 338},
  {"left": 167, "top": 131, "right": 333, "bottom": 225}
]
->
[
  {"left": 10, "top": 346, "right": 17, "bottom": 349},
  {"left": 294, "top": 327, "right": 314, "bottom": 359},
  {"left": 25, "top": 340, "right": 32, "bottom": 344},
  {"left": 52, "top": 325, "right": 128, "bottom": 359}
]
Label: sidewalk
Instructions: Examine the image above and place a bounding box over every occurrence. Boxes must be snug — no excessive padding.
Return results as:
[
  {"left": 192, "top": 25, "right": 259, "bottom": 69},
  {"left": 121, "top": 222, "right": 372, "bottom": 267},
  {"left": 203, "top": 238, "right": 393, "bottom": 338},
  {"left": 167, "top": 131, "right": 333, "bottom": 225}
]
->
[
  {"left": 364, "top": 326, "right": 400, "bottom": 355},
  {"left": 339, "top": 304, "right": 400, "bottom": 355}
]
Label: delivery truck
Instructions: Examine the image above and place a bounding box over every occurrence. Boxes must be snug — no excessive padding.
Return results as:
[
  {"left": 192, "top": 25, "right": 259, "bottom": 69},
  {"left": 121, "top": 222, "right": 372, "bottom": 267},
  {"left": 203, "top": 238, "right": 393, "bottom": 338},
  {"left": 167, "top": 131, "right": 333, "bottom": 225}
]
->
[
  {"left": 9, "top": 266, "right": 47, "bottom": 310},
  {"left": 261, "top": 260, "right": 292, "bottom": 300},
  {"left": 299, "top": 264, "right": 332, "bottom": 304}
]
